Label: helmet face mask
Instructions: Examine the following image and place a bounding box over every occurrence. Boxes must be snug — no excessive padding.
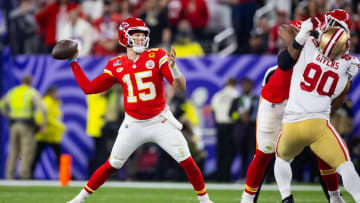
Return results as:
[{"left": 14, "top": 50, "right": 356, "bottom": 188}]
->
[{"left": 118, "top": 18, "right": 150, "bottom": 53}]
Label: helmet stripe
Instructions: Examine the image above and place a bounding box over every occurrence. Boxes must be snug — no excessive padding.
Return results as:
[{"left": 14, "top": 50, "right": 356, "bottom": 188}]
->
[
  {"left": 323, "top": 28, "right": 340, "bottom": 56},
  {"left": 324, "top": 28, "right": 343, "bottom": 57},
  {"left": 327, "top": 29, "right": 345, "bottom": 58}
]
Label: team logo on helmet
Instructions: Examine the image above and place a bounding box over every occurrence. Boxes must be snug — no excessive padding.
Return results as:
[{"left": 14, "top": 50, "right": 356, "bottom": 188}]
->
[
  {"left": 119, "top": 22, "right": 129, "bottom": 31},
  {"left": 146, "top": 60, "right": 155, "bottom": 69}
]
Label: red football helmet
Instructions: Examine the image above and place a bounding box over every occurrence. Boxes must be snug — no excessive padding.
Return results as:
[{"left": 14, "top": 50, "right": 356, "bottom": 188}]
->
[
  {"left": 118, "top": 18, "right": 150, "bottom": 52},
  {"left": 325, "top": 9, "right": 352, "bottom": 32}
]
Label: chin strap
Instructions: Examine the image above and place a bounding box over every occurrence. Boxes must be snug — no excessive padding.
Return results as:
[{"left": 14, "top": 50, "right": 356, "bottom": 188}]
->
[{"left": 132, "top": 46, "right": 145, "bottom": 54}]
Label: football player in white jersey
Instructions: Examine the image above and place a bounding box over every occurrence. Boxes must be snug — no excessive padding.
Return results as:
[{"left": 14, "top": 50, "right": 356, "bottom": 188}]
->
[
  {"left": 240, "top": 20, "right": 344, "bottom": 203},
  {"left": 274, "top": 17, "right": 360, "bottom": 203}
]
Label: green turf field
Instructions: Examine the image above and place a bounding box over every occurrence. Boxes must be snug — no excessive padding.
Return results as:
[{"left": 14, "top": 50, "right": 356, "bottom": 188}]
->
[{"left": 0, "top": 185, "right": 355, "bottom": 203}]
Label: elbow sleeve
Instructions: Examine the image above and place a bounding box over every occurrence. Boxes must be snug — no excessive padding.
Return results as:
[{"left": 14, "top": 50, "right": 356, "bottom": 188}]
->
[{"left": 277, "top": 49, "right": 296, "bottom": 71}]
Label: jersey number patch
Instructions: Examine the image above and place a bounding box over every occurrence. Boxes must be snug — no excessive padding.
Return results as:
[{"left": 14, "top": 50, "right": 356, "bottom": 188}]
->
[
  {"left": 300, "top": 63, "right": 339, "bottom": 97},
  {"left": 122, "top": 70, "right": 156, "bottom": 103}
]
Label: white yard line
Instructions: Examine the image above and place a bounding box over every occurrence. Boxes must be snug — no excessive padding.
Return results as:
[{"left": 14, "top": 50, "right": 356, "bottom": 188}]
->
[{"left": 0, "top": 180, "right": 334, "bottom": 191}]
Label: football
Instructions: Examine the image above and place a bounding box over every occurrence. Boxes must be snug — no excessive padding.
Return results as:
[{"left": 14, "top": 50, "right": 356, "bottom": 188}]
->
[{"left": 51, "top": 39, "right": 78, "bottom": 60}]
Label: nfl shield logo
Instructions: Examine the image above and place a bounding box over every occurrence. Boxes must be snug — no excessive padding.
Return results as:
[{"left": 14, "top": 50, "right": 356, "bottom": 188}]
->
[{"left": 113, "top": 60, "right": 122, "bottom": 66}]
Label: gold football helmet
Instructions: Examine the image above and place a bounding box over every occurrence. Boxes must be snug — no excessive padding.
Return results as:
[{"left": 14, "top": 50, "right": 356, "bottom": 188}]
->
[{"left": 319, "top": 26, "right": 350, "bottom": 60}]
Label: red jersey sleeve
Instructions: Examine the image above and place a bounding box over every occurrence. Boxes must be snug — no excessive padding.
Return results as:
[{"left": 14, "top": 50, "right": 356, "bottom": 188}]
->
[
  {"left": 157, "top": 49, "right": 174, "bottom": 84},
  {"left": 70, "top": 61, "right": 117, "bottom": 94}
]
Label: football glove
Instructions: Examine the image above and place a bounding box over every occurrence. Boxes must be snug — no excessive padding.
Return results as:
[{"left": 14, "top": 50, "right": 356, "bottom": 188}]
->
[{"left": 295, "top": 18, "right": 314, "bottom": 45}]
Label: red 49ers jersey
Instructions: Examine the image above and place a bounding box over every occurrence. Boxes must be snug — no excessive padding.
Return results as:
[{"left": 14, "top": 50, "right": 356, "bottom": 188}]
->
[
  {"left": 104, "top": 48, "right": 174, "bottom": 120},
  {"left": 261, "top": 66, "right": 293, "bottom": 103}
]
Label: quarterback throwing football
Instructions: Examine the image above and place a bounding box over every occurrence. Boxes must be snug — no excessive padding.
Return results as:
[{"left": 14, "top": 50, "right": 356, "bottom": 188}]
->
[{"left": 67, "top": 18, "right": 213, "bottom": 203}]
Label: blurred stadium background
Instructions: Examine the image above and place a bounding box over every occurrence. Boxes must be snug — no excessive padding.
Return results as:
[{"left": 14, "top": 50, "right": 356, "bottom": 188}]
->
[{"left": 1, "top": 0, "right": 360, "bottom": 189}]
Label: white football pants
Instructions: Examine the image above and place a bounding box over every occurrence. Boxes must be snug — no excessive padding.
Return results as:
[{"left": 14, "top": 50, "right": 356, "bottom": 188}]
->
[{"left": 109, "top": 106, "right": 191, "bottom": 169}]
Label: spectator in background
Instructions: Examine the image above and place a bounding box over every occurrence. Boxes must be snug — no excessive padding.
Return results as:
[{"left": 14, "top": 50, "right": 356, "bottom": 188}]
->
[
  {"left": 140, "top": 0, "right": 171, "bottom": 48},
  {"left": 115, "top": 0, "right": 133, "bottom": 20},
  {"left": 221, "top": 0, "right": 257, "bottom": 53},
  {"left": 229, "top": 78, "right": 257, "bottom": 181},
  {"left": 206, "top": 0, "right": 232, "bottom": 36},
  {"left": 0, "top": 10, "right": 6, "bottom": 49},
  {"left": 86, "top": 93, "right": 108, "bottom": 177},
  {"left": 350, "top": 31, "right": 359, "bottom": 53},
  {"left": 293, "top": 6, "right": 306, "bottom": 21},
  {"left": 8, "top": 0, "right": 39, "bottom": 55},
  {"left": 352, "top": 2, "right": 360, "bottom": 52},
  {"left": 211, "top": 77, "right": 238, "bottom": 182},
  {"left": 249, "top": 15, "right": 269, "bottom": 54},
  {"left": 268, "top": 10, "right": 288, "bottom": 54},
  {"left": 182, "top": 0, "right": 209, "bottom": 40},
  {"left": 57, "top": 5, "right": 93, "bottom": 56},
  {"left": 92, "top": 0, "right": 122, "bottom": 56},
  {"left": 301, "top": 0, "right": 325, "bottom": 20},
  {"left": 168, "top": 0, "right": 183, "bottom": 38},
  {"left": 32, "top": 86, "right": 65, "bottom": 178},
  {"left": 35, "top": 0, "right": 78, "bottom": 53},
  {"left": 0, "top": 75, "right": 47, "bottom": 179},
  {"left": 172, "top": 19, "right": 204, "bottom": 58},
  {"left": 81, "top": 0, "right": 104, "bottom": 23}
]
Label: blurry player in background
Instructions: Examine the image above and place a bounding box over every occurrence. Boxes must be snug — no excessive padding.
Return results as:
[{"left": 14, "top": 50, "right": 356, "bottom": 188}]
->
[
  {"left": 274, "top": 14, "right": 360, "bottom": 203},
  {"left": 240, "top": 20, "right": 344, "bottom": 203},
  {"left": 67, "top": 17, "right": 213, "bottom": 203}
]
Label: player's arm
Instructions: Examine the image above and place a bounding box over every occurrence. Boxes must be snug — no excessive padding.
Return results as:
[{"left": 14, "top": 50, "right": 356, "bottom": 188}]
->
[
  {"left": 167, "top": 48, "right": 186, "bottom": 92},
  {"left": 69, "top": 51, "right": 117, "bottom": 94},
  {"left": 278, "top": 19, "right": 315, "bottom": 71},
  {"left": 331, "top": 80, "right": 352, "bottom": 112},
  {"left": 278, "top": 24, "right": 298, "bottom": 47}
]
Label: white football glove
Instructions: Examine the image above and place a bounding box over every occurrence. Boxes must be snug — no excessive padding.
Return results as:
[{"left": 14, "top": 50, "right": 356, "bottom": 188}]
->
[
  {"left": 295, "top": 18, "right": 314, "bottom": 45},
  {"left": 348, "top": 57, "right": 359, "bottom": 79}
]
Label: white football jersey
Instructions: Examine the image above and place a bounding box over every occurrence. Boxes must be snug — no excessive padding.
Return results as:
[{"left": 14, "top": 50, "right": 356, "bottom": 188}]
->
[{"left": 283, "top": 37, "right": 354, "bottom": 123}]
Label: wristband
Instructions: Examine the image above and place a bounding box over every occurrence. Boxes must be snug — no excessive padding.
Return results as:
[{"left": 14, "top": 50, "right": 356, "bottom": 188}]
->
[
  {"left": 170, "top": 64, "right": 182, "bottom": 79},
  {"left": 69, "top": 58, "right": 77, "bottom": 63},
  {"left": 292, "top": 40, "right": 302, "bottom": 50}
]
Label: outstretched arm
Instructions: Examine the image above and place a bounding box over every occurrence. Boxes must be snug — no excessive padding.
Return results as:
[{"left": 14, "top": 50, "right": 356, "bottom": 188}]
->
[
  {"left": 70, "top": 61, "right": 117, "bottom": 94},
  {"left": 278, "top": 19, "right": 315, "bottom": 71}
]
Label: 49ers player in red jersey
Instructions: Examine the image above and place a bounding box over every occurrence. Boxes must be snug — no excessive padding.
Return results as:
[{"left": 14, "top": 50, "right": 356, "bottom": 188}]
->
[
  {"left": 240, "top": 18, "right": 347, "bottom": 203},
  {"left": 67, "top": 18, "right": 213, "bottom": 203}
]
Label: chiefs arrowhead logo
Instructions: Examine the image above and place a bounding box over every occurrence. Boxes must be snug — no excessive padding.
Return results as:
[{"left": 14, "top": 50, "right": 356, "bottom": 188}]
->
[
  {"left": 119, "top": 22, "right": 129, "bottom": 31},
  {"left": 146, "top": 60, "right": 155, "bottom": 69}
]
